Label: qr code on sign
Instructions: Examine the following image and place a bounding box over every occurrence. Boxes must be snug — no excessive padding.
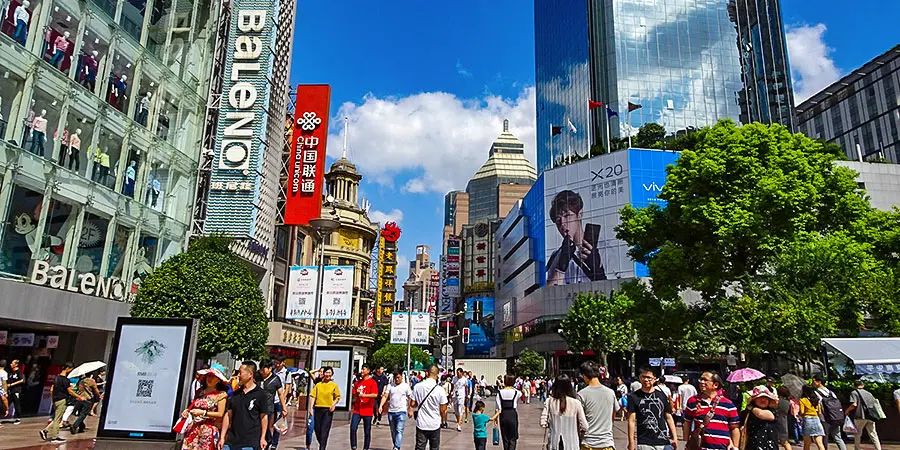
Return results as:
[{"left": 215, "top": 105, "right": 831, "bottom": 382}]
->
[{"left": 136, "top": 379, "right": 153, "bottom": 398}]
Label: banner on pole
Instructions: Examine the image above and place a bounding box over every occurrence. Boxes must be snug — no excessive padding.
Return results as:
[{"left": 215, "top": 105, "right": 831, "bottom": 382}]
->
[
  {"left": 390, "top": 312, "right": 431, "bottom": 345},
  {"left": 390, "top": 312, "right": 408, "bottom": 344},
  {"left": 286, "top": 266, "right": 318, "bottom": 320},
  {"left": 320, "top": 266, "right": 354, "bottom": 320}
]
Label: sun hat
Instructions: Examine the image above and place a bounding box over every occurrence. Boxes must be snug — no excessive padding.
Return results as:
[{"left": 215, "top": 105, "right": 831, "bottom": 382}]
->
[
  {"left": 197, "top": 364, "right": 229, "bottom": 383},
  {"left": 750, "top": 386, "right": 777, "bottom": 401}
]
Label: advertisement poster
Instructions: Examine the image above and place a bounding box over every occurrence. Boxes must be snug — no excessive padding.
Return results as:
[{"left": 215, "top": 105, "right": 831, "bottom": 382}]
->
[
  {"left": 284, "top": 85, "right": 331, "bottom": 225},
  {"left": 320, "top": 265, "right": 354, "bottom": 320},
  {"left": 464, "top": 297, "right": 495, "bottom": 355},
  {"left": 286, "top": 265, "right": 318, "bottom": 320},
  {"left": 411, "top": 312, "right": 431, "bottom": 345},
  {"left": 10, "top": 333, "right": 35, "bottom": 347},
  {"left": 314, "top": 348, "right": 352, "bottom": 409},
  {"left": 390, "top": 312, "right": 408, "bottom": 344},
  {"left": 102, "top": 324, "right": 188, "bottom": 434}
]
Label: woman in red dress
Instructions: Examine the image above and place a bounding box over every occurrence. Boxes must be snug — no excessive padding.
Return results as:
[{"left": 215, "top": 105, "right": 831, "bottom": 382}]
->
[{"left": 181, "top": 366, "right": 229, "bottom": 450}]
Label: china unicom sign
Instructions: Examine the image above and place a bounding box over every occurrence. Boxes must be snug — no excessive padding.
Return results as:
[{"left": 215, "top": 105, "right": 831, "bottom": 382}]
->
[{"left": 204, "top": 0, "right": 280, "bottom": 237}]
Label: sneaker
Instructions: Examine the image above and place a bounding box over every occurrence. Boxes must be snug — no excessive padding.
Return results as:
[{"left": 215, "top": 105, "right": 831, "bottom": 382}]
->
[
  {"left": 456, "top": 424, "right": 462, "bottom": 432},
  {"left": 13, "top": 419, "right": 21, "bottom": 424},
  {"left": 39, "top": 430, "right": 48, "bottom": 441},
  {"left": 51, "top": 438, "right": 67, "bottom": 443}
]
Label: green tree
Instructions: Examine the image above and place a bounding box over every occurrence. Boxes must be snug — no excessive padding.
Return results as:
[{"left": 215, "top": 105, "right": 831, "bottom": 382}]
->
[
  {"left": 560, "top": 287, "right": 638, "bottom": 365},
  {"left": 369, "top": 323, "right": 390, "bottom": 356},
  {"left": 370, "top": 344, "right": 432, "bottom": 373},
  {"left": 514, "top": 348, "right": 545, "bottom": 377},
  {"left": 130, "top": 236, "right": 269, "bottom": 359},
  {"left": 617, "top": 120, "right": 872, "bottom": 300},
  {"left": 634, "top": 123, "right": 667, "bottom": 148}
]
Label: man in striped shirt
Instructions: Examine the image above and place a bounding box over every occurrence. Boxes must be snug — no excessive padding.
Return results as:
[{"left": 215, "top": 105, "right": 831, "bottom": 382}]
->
[{"left": 683, "top": 371, "right": 740, "bottom": 450}]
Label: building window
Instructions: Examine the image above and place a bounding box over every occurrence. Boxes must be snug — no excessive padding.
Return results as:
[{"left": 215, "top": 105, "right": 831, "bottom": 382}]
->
[
  {"left": 275, "top": 227, "right": 288, "bottom": 260},
  {"left": 0, "top": 186, "right": 45, "bottom": 276}
]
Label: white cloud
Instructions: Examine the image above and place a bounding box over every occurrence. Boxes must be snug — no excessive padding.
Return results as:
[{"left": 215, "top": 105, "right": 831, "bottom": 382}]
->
[
  {"left": 368, "top": 208, "right": 404, "bottom": 226},
  {"left": 786, "top": 24, "right": 842, "bottom": 104},
  {"left": 330, "top": 88, "right": 537, "bottom": 194}
]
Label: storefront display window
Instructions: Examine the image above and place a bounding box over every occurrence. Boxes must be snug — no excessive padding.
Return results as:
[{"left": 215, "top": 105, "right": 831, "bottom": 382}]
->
[
  {"left": 130, "top": 234, "right": 157, "bottom": 292},
  {"left": 157, "top": 237, "right": 180, "bottom": 264},
  {"left": 134, "top": 72, "right": 158, "bottom": 127},
  {"left": 91, "top": 127, "right": 123, "bottom": 190},
  {"left": 2, "top": 0, "right": 34, "bottom": 47},
  {"left": 144, "top": 159, "right": 168, "bottom": 211},
  {"left": 106, "top": 51, "right": 134, "bottom": 112},
  {"left": 0, "top": 71, "right": 24, "bottom": 142},
  {"left": 0, "top": 185, "right": 44, "bottom": 277},
  {"left": 41, "top": 3, "right": 79, "bottom": 74},
  {"left": 118, "top": 0, "right": 146, "bottom": 43},
  {"left": 24, "top": 88, "right": 62, "bottom": 159},
  {"left": 73, "top": 21, "right": 110, "bottom": 96},
  {"left": 59, "top": 108, "right": 96, "bottom": 178},
  {"left": 75, "top": 212, "right": 110, "bottom": 275},
  {"left": 40, "top": 198, "right": 75, "bottom": 267},
  {"left": 156, "top": 90, "right": 178, "bottom": 142},
  {"left": 87, "top": 0, "right": 116, "bottom": 22},
  {"left": 107, "top": 224, "right": 130, "bottom": 278},
  {"left": 121, "top": 146, "right": 140, "bottom": 198},
  {"left": 146, "top": 0, "right": 173, "bottom": 61}
]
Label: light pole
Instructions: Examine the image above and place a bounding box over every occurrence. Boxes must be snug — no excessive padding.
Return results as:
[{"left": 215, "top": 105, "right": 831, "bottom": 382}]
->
[
  {"left": 307, "top": 217, "right": 339, "bottom": 383},
  {"left": 402, "top": 273, "right": 420, "bottom": 380}
]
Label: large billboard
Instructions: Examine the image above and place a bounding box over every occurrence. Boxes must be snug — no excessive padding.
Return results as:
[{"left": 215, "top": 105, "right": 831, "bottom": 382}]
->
[
  {"left": 464, "top": 296, "right": 495, "bottom": 355},
  {"left": 204, "top": 0, "right": 279, "bottom": 237},
  {"left": 541, "top": 149, "right": 678, "bottom": 285},
  {"left": 284, "top": 85, "right": 331, "bottom": 225}
]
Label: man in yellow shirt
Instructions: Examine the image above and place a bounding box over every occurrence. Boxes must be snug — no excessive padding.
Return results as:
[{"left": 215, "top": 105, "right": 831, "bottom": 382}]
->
[{"left": 309, "top": 366, "right": 340, "bottom": 450}]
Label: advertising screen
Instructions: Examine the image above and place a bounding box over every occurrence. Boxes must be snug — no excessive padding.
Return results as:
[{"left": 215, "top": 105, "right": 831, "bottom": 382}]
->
[
  {"left": 541, "top": 149, "right": 678, "bottom": 285},
  {"left": 314, "top": 347, "right": 352, "bottom": 410},
  {"left": 464, "top": 296, "right": 495, "bottom": 355}
]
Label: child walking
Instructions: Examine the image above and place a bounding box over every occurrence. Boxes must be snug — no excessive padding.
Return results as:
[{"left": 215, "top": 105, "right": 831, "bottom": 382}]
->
[{"left": 472, "top": 400, "right": 490, "bottom": 450}]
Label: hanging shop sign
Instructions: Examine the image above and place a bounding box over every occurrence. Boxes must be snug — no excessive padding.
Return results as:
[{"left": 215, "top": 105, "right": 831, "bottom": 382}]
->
[
  {"left": 377, "top": 222, "right": 401, "bottom": 323},
  {"left": 29, "top": 260, "right": 127, "bottom": 301},
  {"left": 284, "top": 84, "right": 331, "bottom": 225},
  {"left": 204, "top": 0, "right": 280, "bottom": 237}
]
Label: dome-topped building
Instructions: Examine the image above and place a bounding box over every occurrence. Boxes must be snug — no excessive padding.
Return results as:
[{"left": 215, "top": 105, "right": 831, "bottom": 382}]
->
[{"left": 466, "top": 119, "right": 537, "bottom": 222}]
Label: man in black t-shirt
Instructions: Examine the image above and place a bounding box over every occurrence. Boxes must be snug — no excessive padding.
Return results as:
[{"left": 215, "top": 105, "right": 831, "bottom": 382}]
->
[
  {"left": 372, "top": 366, "right": 389, "bottom": 426},
  {"left": 5, "top": 360, "right": 24, "bottom": 423},
  {"left": 259, "top": 358, "right": 285, "bottom": 449},
  {"left": 41, "top": 362, "right": 79, "bottom": 443},
  {"left": 627, "top": 367, "right": 678, "bottom": 450},
  {"left": 220, "top": 361, "right": 270, "bottom": 450}
]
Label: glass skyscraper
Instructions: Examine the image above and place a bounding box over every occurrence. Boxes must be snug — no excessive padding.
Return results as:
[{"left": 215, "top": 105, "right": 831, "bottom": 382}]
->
[{"left": 535, "top": 0, "right": 795, "bottom": 173}]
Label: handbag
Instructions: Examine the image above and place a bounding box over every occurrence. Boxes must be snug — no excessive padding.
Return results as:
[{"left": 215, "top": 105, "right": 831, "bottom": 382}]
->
[
  {"left": 687, "top": 396, "right": 721, "bottom": 450},
  {"left": 414, "top": 383, "right": 438, "bottom": 421},
  {"left": 173, "top": 412, "right": 194, "bottom": 435},
  {"left": 493, "top": 425, "right": 500, "bottom": 446},
  {"left": 855, "top": 389, "right": 887, "bottom": 421},
  {"left": 739, "top": 411, "right": 751, "bottom": 450}
]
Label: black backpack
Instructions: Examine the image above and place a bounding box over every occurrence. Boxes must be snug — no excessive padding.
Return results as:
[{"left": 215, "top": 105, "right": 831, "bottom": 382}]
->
[{"left": 820, "top": 391, "right": 844, "bottom": 425}]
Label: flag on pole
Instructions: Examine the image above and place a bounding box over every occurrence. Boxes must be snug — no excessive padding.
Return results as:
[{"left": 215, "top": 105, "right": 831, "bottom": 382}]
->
[
  {"left": 567, "top": 118, "right": 577, "bottom": 133},
  {"left": 551, "top": 125, "right": 563, "bottom": 136},
  {"left": 588, "top": 100, "right": 604, "bottom": 110},
  {"left": 606, "top": 107, "right": 618, "bottom": 118},
  {"left": 628, "top": 102, "right": 642, "bottom": 112}
]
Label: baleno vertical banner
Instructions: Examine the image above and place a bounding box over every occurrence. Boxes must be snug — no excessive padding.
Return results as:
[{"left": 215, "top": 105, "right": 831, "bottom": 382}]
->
[
  {"left": 205, "top": 0, "right": 280, "bottom": 237},
  {"left": 285, "top": 84, "right": 331, "bottom": 225}
]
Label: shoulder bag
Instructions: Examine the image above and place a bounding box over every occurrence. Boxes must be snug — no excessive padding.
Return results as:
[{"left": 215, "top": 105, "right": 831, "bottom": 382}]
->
[
  {"left": 414, "top": 383, "right": 438, "bottom": 421},
  {"left": 687, "top": 395, "right": 721, "bottom": 450}
]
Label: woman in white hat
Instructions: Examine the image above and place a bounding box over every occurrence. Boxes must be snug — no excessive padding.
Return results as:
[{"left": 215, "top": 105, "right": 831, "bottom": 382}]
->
[
  {"left": 743, "top": 386, "right": 780, "bottom": 450},
  {"left": 181, "top": 365, "right": 229, "bottom": 450}
]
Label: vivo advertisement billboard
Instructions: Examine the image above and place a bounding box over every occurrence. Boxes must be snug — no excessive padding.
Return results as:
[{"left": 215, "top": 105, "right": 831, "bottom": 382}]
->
[
  {"left": 203, "top": 0, "right": 279, "bottom": 237},
  {"left": 464, "top": 296, "right": 495, "bottom": 355},
  {"left": 537, "top": 148, "right": 679, "bottom": 285}
]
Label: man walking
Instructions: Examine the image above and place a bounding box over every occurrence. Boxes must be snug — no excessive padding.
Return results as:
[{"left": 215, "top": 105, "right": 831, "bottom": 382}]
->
[
  {"left": 380, "top": 370, "right": 413, "bottom": 450},
  {"left": 259, "top": 358, "right": 286, "bottom": 450},
  {"left": 452, "top": 368, "right": 469, "bottom": 431},
  {"left": 5, "top": 360, "right": 23, "bottom": 424},
  {"left": 220, "top": 361, "right": 270, "bottom": 450},
  {"left": 350, "top": 364, "right": 379, "bottom": 450},
  {"left": 846, "top": 380, "right": 883, "bottom": 450},
  {"left": 412, "top": 365, "right": 448, "bottom": 450},
  {"left": 40, "top": 362, "right": 79, "bottom": 443},
  {"left": 813, "top": 375, "right": 847, "bottom": 450},
  {"left": 683, "top": 372, "right": 740, "bottom": 450},
  {"left": 676, "top": 378, "right": 697, "bottom": 425},
  {"left": 578, "top": 361, "right": 618, "bottom": 450},
  {"left": 274, "top": 357, "right": 293, "bottom": 407},
  {"left": 373, "top": 366, "right": 390, "bottom": 426},
  {"left": 628, "top": 367, "right": 678, "bottom": 450}
]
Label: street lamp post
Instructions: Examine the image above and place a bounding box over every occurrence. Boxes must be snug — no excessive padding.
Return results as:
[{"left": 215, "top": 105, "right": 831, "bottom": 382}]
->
[
  {"left": 402, "top": 273, "right": 420, "bottom": 381},
  {"left": 307, "top": 217, "right": 339, "bottom": 386}
]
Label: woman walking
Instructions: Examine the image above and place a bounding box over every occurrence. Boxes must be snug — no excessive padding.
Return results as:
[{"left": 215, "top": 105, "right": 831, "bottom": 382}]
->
[
  {"left": 491, "top": 375, "right": 520, "bottom": 450},
  {"left": 540, "top": 374, "right": 588, "bottom": 450},
  {"left": 776, "top": 386, "right": 793, "bottom": 450},
  {"left": 181, "top": 366, "right": 228, "bottom": 450},
  {"left": 744, "top": 387, "right": 779, "bottom": 450},
  {"left": 800, "top": 385, "right": 826, "bottom": 450},
  {"left": 308, "top": 366, "right": 341, "bottom": 450}
]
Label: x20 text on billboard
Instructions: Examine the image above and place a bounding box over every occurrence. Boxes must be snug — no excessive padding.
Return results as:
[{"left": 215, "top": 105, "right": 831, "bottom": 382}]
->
[{"left": 220, "top": 11, "right": 268, "bottom": 170}]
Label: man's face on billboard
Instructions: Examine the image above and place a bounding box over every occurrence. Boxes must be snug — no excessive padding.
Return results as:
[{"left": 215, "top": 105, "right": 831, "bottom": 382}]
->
[{"left": 554, "top": 208, "right": 583, "bottom": 241}]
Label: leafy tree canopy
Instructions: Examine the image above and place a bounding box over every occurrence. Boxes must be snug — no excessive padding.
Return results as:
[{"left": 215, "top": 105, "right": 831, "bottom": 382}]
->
[
  {"left": 633, "top": 123, "right": 667, "bottom": 149},
  {"left": 131, "top": 236, "right": 269, "bottom": 359},
  {"left": 560, "top": 288, "right": 637, "bottom": 364},
  {"left": 370, "top": 344, "right": 432, "bottom": 373},
  {"left": 514, "top": 348, "right": 545, "bottom": 378}
]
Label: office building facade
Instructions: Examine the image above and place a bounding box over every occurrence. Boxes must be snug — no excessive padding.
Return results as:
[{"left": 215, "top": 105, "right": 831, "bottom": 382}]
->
[
  {"left": 534, "top": 0, "right": 795, "bottom": 173},
  {"left": 796, "top": 45, "right": 900, "bottom": 164}
]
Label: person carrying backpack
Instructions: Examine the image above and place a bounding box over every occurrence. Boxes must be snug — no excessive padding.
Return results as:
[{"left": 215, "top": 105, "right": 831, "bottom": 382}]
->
[
  {"left": 846, "top": 380, "right": 884, "bottom": 450},
  {"left": 813, "top": 376, "right": 847, "bottom": 450}
]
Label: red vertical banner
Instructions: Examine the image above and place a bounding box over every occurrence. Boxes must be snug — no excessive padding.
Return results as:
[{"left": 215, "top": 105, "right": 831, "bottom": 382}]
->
[{"left": 285, "top": 84, "right": 331, "bottom": 225}]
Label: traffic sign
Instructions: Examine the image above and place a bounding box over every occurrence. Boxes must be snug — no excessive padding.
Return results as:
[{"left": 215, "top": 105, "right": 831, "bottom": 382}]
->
[
  {"left": 442, "top": 344, "right": 454, "bottom": 357},
  {"left": 663, "top": 358, "right": 676, "bottom": 367}
]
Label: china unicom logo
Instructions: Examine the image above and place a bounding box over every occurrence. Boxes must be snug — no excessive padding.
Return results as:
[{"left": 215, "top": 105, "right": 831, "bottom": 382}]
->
[
  {"left": 135, "top": 339, "right": 167, "bottom": 364},
  {"left": 297, "top": 112, "right": 322, "bottom": 131}
]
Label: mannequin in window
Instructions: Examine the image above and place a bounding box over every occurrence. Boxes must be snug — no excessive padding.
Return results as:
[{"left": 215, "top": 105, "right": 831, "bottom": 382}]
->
[
  {"left": 136, "top": 92, "right": 151, "bottom": 126},
  {"left": 157, "top": 108, "right": 170, "bottom": 139},
  {"left": 147, "top": 173, "right": 161, "bottom": 207},
  {"left": 81, "top": 50, "right": 99, "bottom": 91},
  {"left": 123, "top": 160, "right": 136, "bottom": 197},
  {"left": 27, "top": 109, "right": 47, "bottom": 156},
  {"left": 110, "top": 74, "right": 127, "bottom": 110},
  {"left": 55, "top": 128, "right": 69, "bottom": 165},
  {"left": 21, "top": 99, "right": 34, "bottom": 146},
  {"left": 91, "top": 147, "right": 111, "bottom": 184},
  {"left": 49, "top": 31, "right": 70, "bottom": 69},
  {"left": 66, "top": 128, "right": 82, "bottom": 171},
  {"left": 12, "top": 0, "right": 30, "bottom": 46}
]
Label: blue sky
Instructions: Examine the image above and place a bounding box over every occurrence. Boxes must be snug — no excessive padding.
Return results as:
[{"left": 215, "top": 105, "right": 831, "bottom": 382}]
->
[{"left": 290, "top": 0, "right": 900, "bottom": 283}]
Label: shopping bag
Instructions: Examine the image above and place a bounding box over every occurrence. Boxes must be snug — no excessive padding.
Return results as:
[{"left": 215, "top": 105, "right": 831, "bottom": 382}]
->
[
  {"left": 274, "top": 416, "right": 288, "bottom": 433},
  {"left": 492, "top": 426, "right": 500, "bottom": 445},
  {"left": 173, "top": 412, "right": 194, "bottom": 435},
  {"left": 843, "top": 416, "right": 857, "bottom": 435}
]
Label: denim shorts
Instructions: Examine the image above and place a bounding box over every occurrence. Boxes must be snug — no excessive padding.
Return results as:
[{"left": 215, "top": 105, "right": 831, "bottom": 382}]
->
[{"left": 803, "top": 417, "right": 825, "bottom": 437}]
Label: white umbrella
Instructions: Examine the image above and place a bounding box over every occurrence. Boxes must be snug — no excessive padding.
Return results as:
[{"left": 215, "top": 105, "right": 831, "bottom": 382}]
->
[
  {"left": 664, "top": 375, "right": 683, "bottom": 384},
  {"left": 70, "top": 361, "right": 106, "bottom": 378}
]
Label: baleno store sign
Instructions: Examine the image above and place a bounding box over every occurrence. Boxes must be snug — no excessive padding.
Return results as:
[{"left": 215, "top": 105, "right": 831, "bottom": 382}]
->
[{"left": 29, "top": 260, "right": 128, "bottom": 301}]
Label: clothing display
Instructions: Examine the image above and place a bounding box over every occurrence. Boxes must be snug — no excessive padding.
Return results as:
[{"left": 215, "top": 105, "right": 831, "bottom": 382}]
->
[
  {"left": 110, "top": 76, "right": 127, "bottom": 110},
  {"left": 123, "top": 161, "right": 136, "bottom": 196},
  {"left": 12, "top": 2, "right": 29, "bottom": 45},
  {"left": 49, "top": 33, "right": 71, "bottom": 69},
  {"left": 56, "top": 128, "right": 70, "bottom": 166},
  {"left": 64, "top": 131, "right": 82, "bottom": 171},
  {"left": 148, "top": 177, "right": 161, "bottom": 207},
  {"left": 81, "top": 52, "right": 99, "bottom": 91},
  {"left": 28, "top": 114, "right": 47, "bottom": 156},
  {"left": 21, "top": 105, "right": 34, "bottom": 146},
  {"left": 136, "top": 94, "right": 150, "bottom": 125}
]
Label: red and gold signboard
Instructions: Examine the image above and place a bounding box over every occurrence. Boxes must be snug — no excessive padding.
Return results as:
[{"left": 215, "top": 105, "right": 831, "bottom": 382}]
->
[
  {"left": 285, "top": 84, "right": 331, "bottom": 225},
  {"left": 376, "top": 222, "right": 402, "bottom": 323}
]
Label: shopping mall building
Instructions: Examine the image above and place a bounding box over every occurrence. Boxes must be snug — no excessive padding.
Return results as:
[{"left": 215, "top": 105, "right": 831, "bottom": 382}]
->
[{"left": 0, "top": 0, "right": 218, "bottom": 413}]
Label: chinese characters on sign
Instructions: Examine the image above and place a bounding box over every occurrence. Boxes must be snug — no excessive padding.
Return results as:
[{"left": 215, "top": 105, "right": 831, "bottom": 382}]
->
[
  {"left": 286, "top": 266, "right": 317, "bottom": 320},
  {"left": 377, "top": 222, "right": 401, "bottom": 323},
  {"left": 285, "top": 266, "right": 354, "bottom": 320},
  {"left": 284, "top": 85, "right": 331, "bottom": 225}
]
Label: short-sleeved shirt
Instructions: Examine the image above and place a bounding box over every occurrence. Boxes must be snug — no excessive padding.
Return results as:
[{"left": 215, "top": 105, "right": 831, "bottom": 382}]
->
[
  {"left": 472, "top": 413, "right": 491, "bottom": 438},
  {"left": 8, "top": 369, "right": 23, "bottom": 393},
  {"left": 892, "top": 388, "right": 900, "bottom": 402},
  {"left": 0, "top": 369, "right": 7, "bottom": 395},
  {"left": 311, "top": 380, "right": 341, "bottom": 408},
  {"left": 453, "top": 376, "right": 469, "bottom": 399},
  {"left": 352, "top": 377, "right": 379, "bottom": 416},
  {"left": 52, "top": 375, "right": 70, "bottom": 401},
  {"left": 412, "top": 378, "right": 449, "bottom": 431},
  {"left": 579, "top": 385, "right": 618, "bottom": 448},
  {"left": 685, "top": 395, "right": 740, "bottom": 450},
  {"left": 385, "top": 383, "right": 412, "bottom": 413},
  {"left": 849, "top": 389, "right": 876, "bottom": 420},
  {"left": 226, "top": 384, "right": 270, "bottom": 450},
  {"left": 274, "top": 367, "right": 291, "bottom": 390},
  {"left": 76, "top": 377, "right": 97, "bottom": 398},
  {"left": 374, "top": 373, "right": 390, "bottom": 395},
  {"left": 628, "top": 389, "right": 673, "bottom": 445},
  {"left": 262, "top": 374, "right": 283, "bottom": 411}
]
